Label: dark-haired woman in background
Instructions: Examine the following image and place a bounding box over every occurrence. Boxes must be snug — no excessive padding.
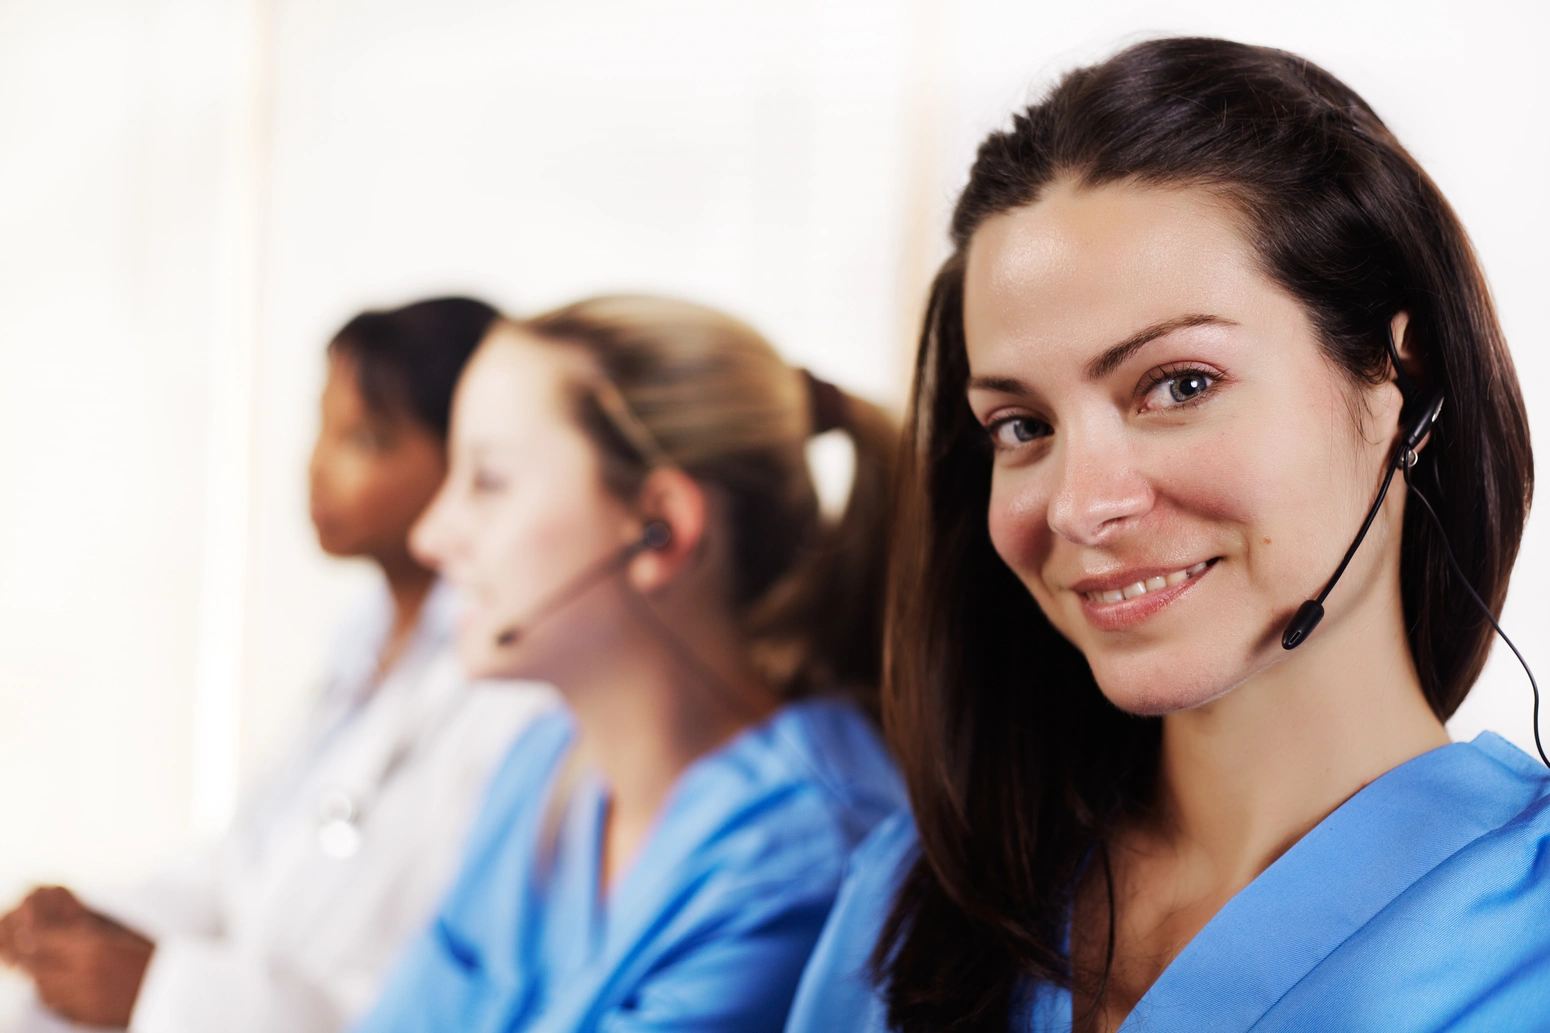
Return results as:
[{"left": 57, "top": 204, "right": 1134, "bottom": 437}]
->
[
  {"left": 0, "top": 298, "right": 552, "bottom": 1033},
  {"left": 357, "top": 295, "right": 902, "bottom": 1032},
  {"left": 787, "top": 38, "right": 1547, "bottom": 1033}
]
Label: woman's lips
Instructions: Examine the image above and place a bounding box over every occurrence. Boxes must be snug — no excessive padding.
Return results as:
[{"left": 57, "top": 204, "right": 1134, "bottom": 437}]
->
[
  {"left": 1074, "top": 559, "right": 1219, "bottom": 631},
  {"left": 455, "top": 599, "right": 494, "bottom": 639}
]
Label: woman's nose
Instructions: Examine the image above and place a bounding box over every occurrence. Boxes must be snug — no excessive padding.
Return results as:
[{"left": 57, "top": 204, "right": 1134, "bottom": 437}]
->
[
  {"left": 307, "top": 443, "right": 327, "bottom": 498},
  {"left": 409, "top": 487, "right": 455, "bottom": 569},
  {"left": 1044, "top": 433, "right": 1155, "bottom": 547}
]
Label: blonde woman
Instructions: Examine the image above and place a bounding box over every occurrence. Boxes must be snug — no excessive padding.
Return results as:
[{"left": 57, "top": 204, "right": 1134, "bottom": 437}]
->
[{"left": 357, "top": 297, "right": 904, "bottom": 1033}]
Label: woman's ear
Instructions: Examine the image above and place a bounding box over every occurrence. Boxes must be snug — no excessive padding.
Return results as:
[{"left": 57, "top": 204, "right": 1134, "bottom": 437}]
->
[
  {"left": 1389, "top": 311, "right": 1423, "bottom": 385},
  {"left": 1370, "top": 311, "right": 1412, "bottom": 437},
  {"left": 626, "top": 467, "right": 709, "bottom": 594},
  {"left": 1387, "top": 311, "right": 1439, "bottom": 455}
]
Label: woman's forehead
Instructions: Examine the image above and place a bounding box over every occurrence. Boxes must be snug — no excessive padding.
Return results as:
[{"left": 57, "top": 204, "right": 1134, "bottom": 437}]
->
[
  {"left": 449, "top": 333, "right": 588, "bottom": 447},
  {"left": 466, "top": 328, "right": 595, "bottom": 405},
  {"left": 962, "top": 181, "right": 1267, "bottom": 375}
]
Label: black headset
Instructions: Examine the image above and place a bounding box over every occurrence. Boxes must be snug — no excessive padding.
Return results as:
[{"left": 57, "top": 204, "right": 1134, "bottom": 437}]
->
[
  {"left": 1280, "top": 387, "right": 1443, "bottom": 649},
  {"left": 494, "top": 521, "right": 674, "bottom": 647},
  {"left": 491, "top": 515, "right": 881, "bottom": 839},
  {"left": 1281, "top": 329, "right": 1545, "bottom": 767}
]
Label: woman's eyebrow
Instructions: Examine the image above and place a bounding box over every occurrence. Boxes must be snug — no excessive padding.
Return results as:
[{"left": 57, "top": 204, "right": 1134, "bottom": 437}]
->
[
  {"left": 966, "top": 373, "right": 1030, "bottom": 395},
  {"left": 1084, "top": 313, "right": 1236, "bottom": 380},
  {"left": 965, "top": 314, "right": 1236, "bottom": 397},
  {"left": 465, "top": 439, "right": 518, "bottom": 460}
]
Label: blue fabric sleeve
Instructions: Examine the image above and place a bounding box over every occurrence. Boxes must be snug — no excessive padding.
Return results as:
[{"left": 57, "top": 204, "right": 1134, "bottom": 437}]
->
[
  {"left": 353, "top": 920, "right": 493, "bottom": 1033},
  {"left": 783, "top": 813, "right": 918, "bottom": 1033},
  {"left": 351, "top": 714, "right": 573, "bottom": 1033},
  {"left": 589, "top": 878, "right": 841, "bottom": 1033}
]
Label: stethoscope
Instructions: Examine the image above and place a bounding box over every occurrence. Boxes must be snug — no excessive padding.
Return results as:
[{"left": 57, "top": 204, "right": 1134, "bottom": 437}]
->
[{"left": 314, "top": 678, "right": 474, "bottom": 859}]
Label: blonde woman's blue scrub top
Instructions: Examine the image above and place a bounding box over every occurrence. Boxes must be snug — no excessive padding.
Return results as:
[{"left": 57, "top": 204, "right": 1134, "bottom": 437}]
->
[
  {"left": 356, "top": 697, "right": 903, "bottom": 1033},
  {"left": 786, "top": 732, "right": 1550, "bottom": 1032}
]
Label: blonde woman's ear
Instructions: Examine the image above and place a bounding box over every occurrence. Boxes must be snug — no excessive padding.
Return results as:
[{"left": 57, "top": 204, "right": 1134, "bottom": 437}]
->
[{"left": 627, "top": 466, "right": 709, "bottom": 594}]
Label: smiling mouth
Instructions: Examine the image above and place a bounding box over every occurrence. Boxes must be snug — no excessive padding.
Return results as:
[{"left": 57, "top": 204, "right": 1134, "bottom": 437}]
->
[{"left": 1082, "top": 560, "right": 1215, "bottom": 604}]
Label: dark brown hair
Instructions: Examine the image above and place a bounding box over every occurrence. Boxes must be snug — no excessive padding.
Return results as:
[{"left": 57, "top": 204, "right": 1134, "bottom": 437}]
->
[
  {"left": 328, "top": 296, "right": 499, "bottom": 439},
  {"left": 520, "top": 294, "right": 899, "bottom": 709},
  {"left": 875, "top": 37, "right": 1533, "bottom": 1030}
]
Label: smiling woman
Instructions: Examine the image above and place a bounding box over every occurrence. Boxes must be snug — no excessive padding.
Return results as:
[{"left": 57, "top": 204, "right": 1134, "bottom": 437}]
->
[
  {"left": 783, "top": 36, "right": 1545, "bottom": 1033},
  {"left": 962, "top": 179, "right": 1416, "bottom": 714}
]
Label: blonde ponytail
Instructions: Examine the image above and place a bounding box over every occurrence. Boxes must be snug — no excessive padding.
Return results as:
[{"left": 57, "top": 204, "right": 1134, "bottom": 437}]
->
[
  {"left": 743, "top": 379, "right": 898, "bottom": 714},
  {"left": 519, "top": 295, "right": 898, "bottom": 711}
]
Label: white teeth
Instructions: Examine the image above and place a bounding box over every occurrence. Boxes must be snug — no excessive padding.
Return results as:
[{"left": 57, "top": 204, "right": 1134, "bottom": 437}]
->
[{"left": 1085, "top": 561, "right": 1212, "bottom": 603}]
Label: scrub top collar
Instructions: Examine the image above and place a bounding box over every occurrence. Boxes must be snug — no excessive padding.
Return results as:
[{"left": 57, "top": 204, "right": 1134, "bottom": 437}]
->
[{"left": 1029, "top": 732, "right": 1550, "bottom": 1030}]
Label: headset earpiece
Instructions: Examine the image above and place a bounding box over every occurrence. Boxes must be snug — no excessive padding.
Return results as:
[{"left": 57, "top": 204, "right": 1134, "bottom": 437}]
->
[
  {"left": 1281, "top": 384, "right": 1442, "bottom": 652},
  {"left": 641, "top": 521, "right": 673, "bottom": 552},
  {"left": 493, "top": 520, "right": 676, "bottom": 648},
  {"left": 1400, "top": 391, "right": 1445, "bottom": 466},
  {"left": 1283, "top": 327, "right": 1545, "bottom": 767}
]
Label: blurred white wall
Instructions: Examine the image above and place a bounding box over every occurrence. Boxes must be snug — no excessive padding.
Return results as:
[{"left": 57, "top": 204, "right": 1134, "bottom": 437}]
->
[
  {"left": 0, "top": 0, "right": 269, "bottom": 893},
  {"left": 1, "top": 0, "right": 1546, "bottom": 897}
]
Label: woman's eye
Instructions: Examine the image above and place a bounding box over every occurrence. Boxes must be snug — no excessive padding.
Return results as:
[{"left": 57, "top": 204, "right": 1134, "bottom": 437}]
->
[
  {"left": 987, "top": 416, "right": 1051, "bottom": 450},
  {"left": 471, "top": 468, "right": 507, "bottom": 494},
  {"left": 1143, "top": 369, "right": 1217, "bottom": 410},
  {"left": 347, "top": 428, "right": 388, "bottom": 453}
]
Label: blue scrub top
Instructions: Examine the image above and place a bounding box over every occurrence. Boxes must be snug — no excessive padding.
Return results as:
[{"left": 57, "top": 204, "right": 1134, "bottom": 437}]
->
[
  {"left": 786, "top": 731, "right": 1550, "bottom": 1032},
  {"left": 357, "top": 696, "right": 904, "bottom": 1033}
]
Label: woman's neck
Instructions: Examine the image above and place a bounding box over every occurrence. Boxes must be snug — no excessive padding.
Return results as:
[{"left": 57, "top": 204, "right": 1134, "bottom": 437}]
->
[
  {"left": 1074, "top": 570, "right": 1448, "bottom": 1032},
  {"left": 562, "top": 613, "right": 778, "bottom": 890},
  {"left": 1156, "top": 595, "right": 1447, "bottom": 883},
  {"left": 375, "top": 550, "right": 438, "bottom": 678}
]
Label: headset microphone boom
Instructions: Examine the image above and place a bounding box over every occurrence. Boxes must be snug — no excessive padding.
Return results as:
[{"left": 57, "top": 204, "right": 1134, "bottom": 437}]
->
[
  {"left": 1279, "top": 330, "right": 1544, "bottom": 767},
  {"left": 494, "top": 521, "right": 674, "bottom": 647}
]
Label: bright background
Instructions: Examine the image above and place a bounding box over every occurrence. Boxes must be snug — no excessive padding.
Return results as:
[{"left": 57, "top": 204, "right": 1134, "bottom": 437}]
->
[{"left": 2, "top": 0, "right": 1545, "bottom": 900}]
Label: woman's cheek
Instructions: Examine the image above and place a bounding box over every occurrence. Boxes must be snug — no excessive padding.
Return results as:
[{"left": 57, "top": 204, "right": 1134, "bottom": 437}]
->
[
  {"left": 986, "top": 472, "right": 1050, "bottom": 583},
  {"left": 1145, "top": 420, "right": 1263, "bottom": 525}
]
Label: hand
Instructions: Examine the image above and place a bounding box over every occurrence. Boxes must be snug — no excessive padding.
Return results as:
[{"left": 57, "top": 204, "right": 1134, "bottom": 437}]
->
[
  {"left": 30, "top": 919, "right": 155, "bottom": 1028},
  {"left": 0, "top": 886, "right": 88, "bottom": 967},
  {"left": 0, "top": 899, "right": 19, "bottom": 966},
  {"left": 0, "top": 886, "right": 155, "bottom": 1028}
]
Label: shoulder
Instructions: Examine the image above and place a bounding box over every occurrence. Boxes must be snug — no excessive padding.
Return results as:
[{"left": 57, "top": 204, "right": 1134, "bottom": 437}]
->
[
  {"left": 1411, "top": 733, "right": 1550, "bottom": 917},
  {"left": 783, "top": 812, "right": 919, "bottom": 1033},
  {"left": 841, "top": 809, "right": 921, "bottom": 889},
  {"left": 451, "top": 710, "right": 572, "bottom": 863},
  {"left": 416, "top": 713, "right": 573, "bottom": 962},
  {"left": 687, "top": 699, "right": 905, "bottom": 880},
  {"left": 1273, "top": 736, "right": 1550, "bottom": 1029},
  {"left": 1430, "top": 732, "right": 1550, "bottom": 878},
  {"left": 477, "top": 709, "right": 574, "bottom": 808},
  {"left": 752, "top": 697, "right": 906, "bottom": 826},
  {"left": 817, "top": 809, "right": 921, "bottom": 955},
  {"left": 1459, "top": 730, "right": 1550, "bottom": 798},
  {"left": 599, "top": 703, "right": 903, "bottom": 954}
]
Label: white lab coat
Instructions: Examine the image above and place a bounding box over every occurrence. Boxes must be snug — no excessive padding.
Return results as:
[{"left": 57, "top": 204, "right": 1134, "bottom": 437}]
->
[{"left": 12, "top": 579, "right": 553, "bottom": 1033}]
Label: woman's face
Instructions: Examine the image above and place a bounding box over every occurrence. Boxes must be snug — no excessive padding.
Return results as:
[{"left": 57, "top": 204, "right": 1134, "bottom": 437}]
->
[
  {"left": 309, "top": 356, "right": 447, "bottom": 561},
  {"left": 410, "top": 328, "right": 641, "bottom": 681},
  {"left": 963, "top": 180, "right": 1404, "bottom": 715}
]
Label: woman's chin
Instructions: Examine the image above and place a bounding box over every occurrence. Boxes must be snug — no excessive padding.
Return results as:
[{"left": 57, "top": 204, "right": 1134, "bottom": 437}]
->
[
  {"left": 455, "top": 627, "right": 518, "bottom": 682},
  {"left": 1089, "top": 658, "right": 1239, "bottom": 717}
]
